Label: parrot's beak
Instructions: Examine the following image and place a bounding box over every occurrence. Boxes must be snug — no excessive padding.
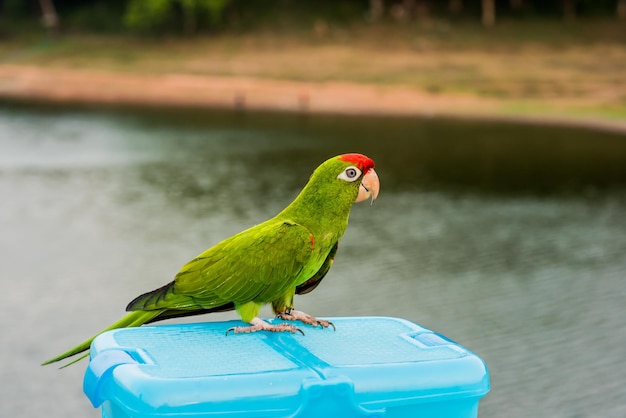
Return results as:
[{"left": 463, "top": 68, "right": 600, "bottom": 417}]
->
[{"left": 355, "top": 168, "right": 380, "bottom": 204}]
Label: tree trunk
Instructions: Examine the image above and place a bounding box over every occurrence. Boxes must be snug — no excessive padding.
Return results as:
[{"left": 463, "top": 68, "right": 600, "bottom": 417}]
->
[
  {"left": 415, "top": 0, "right": 431, "bottom": 19},
  {"left": 39, "top": 0, "right": 60, "bottom": 36},
  {"left": 182, "top": 4, "right": 197, "bottom": 35},
  {"left": 562, "top": 0, "right": 576, "bottom": 20},
  {"left": 510, "top": 0, "right": 524, "bottom": 10},
  {"left": 369, "top": 0, "right": 384, "bottom": 21},
  {"left": 402, "top": 0, "right": 416, "bottom": 19},
  {"left": 449, "top": 0, "right": 463, "bottom": 14},
  {"left": 618, "top": 0, "right": 626, "bottom": 20},
  {"left": 482, "top": 0, "right": 495, "bottom": 27}
]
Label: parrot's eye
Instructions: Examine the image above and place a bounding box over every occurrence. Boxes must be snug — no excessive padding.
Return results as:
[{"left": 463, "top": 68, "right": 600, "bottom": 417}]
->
[{"left": 337, "top": 166, "right": 362, "bottom": 182}]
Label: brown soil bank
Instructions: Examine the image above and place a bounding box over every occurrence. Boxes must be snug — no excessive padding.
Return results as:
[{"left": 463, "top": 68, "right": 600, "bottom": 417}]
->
[
  {"left": 1, "top": 64, "right": 624, "bottom": 133},
  {"left": 0, "top": 23, "right": 624, "bottom": 133}
]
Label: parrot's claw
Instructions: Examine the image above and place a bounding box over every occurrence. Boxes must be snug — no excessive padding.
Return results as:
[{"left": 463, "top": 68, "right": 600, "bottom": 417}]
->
[
  {"left": 276, "top": 309, "right": 336, "bottom": 331},
  {"left": 225, "top": 317, "right": 304, "bottom": 336}
]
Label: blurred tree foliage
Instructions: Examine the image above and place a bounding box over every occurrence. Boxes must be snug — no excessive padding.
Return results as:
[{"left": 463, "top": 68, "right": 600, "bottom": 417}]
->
[
  {"left": 124, "top": 0, "right": 230, "bottom": 34},
  {"left": 0, "top": 0, "right": 624, "bottom": 36}
]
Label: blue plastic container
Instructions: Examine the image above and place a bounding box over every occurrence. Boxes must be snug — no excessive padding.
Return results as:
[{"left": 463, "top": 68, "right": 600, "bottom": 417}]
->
[{"left": 84, "top": 317, "right": 489, "bottom": 418}]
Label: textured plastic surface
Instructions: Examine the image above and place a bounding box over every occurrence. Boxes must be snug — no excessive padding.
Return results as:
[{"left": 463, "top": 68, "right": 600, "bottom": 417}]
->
[{"left": 83, "top": 317, "right": 489, "bottom": 418}]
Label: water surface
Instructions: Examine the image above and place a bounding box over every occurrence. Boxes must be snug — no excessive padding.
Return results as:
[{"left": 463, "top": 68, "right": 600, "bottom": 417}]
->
[{"left": 1, "top": 104, "right": 625, "bottom": 417}]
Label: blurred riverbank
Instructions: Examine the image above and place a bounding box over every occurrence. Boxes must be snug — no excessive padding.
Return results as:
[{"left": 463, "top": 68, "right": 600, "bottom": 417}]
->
[{"left": 0, "top": 21, "right": 624, "bottom": 132}]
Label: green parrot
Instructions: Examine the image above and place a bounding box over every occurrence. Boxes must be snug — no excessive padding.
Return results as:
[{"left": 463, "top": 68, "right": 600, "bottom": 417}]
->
[{"left": 43, "top": 153, "right": 379, "bottom": 367}]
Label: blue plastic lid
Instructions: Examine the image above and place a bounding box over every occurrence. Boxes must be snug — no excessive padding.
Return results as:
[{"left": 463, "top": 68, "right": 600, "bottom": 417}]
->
[{"left": 84, "top": 317, "right": 489, "bottom": 417}]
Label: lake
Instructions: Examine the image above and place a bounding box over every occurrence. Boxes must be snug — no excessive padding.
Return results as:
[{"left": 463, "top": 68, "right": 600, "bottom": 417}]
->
[{"left": 1, "top": 103, "right": 625, "bottom": 417}]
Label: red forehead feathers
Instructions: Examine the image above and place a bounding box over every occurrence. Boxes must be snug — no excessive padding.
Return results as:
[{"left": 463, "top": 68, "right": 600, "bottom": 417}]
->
[{"left": 338, "top": 153, "right": 375, "bottom": 172}]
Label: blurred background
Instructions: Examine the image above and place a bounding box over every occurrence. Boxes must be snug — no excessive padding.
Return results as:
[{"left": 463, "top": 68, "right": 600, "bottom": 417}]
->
[{"left": 1, "top": 1, "right": 625, "bottom": 418}]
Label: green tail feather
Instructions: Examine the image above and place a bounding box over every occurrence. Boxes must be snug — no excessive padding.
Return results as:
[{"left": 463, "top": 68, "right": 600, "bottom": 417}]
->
[{"left": 42, "top": 310, "right": 161, "bottom": 367}]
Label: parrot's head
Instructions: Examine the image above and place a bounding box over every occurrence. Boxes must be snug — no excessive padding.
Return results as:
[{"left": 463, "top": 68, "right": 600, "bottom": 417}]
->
[
  {"left": 336, "top": 153, "right": 380, "bottom": 204},
  {"left": 282, "top": 153, "right": 379, "bottom": 224},
  {"left": 301, "top": 153, "right": 380, "bottom": 208}
]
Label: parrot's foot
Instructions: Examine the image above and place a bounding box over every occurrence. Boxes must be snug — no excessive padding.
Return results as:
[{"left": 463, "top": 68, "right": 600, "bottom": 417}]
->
[
  {"left": 226, "top": 317, "right": 304, "bottom": 336},
  {"left": 276, "top": 309, "right": 336, "bottom": 331}
]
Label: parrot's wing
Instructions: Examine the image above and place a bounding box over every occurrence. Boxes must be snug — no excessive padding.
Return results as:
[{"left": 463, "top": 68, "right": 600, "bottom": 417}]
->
[
  {"left": 295, "top": 241, "right": 338, "bottom": 295},
  {"left": 130, "top": 220, "right": 315, "bottom": 311},
  {"left": 184, "top": 220, "right": 315, "bottom": 304}
]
